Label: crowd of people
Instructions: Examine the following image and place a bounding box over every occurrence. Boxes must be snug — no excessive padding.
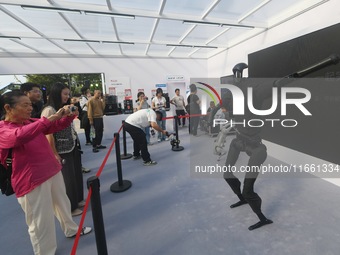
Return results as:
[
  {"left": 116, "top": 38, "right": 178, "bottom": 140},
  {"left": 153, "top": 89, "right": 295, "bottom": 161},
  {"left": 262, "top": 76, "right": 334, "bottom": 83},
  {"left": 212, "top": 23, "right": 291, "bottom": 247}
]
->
[
  {"left": 3, "top": 81, "right": 269, "bottom": 254},
  {"left": 0, "top": 82, "right": 118, "bottom": 254}
]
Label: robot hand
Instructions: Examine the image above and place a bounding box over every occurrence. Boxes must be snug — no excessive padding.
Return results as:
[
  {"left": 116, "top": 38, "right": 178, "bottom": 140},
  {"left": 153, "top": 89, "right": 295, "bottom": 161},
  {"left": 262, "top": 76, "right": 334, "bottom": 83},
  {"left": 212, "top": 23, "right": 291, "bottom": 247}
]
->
[{"left": 213, "top": 122, "right": 232, "bottom": 160}]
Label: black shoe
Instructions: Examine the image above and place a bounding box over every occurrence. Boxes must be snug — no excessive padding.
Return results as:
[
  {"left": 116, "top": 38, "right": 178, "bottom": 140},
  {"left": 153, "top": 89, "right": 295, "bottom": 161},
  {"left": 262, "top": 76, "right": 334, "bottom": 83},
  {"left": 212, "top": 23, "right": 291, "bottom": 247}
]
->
[
  {"left": 248, "top": 219, "right": 273, "bottom": 231},
  {"left": 93, "top": 148, "right": 99, "bottom": 153},
  {"left": 85, "top": 142, "right": 92, "bottom": 146},
  {"left": 230, "top": 200, "right": 248, "bottom": 208},
  {"left": 133, "top": 155, "right": 142, "bottom": 160},
  {"left": 97, "top": 145, "right": 106, "bottom": 149}
]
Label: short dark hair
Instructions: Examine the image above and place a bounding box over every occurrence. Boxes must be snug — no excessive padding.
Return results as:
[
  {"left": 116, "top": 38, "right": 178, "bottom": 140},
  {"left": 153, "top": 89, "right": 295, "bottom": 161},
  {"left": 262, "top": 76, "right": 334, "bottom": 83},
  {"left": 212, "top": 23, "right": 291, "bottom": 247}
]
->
[
  {"left": 156, "top": 88, "right": 163, "bottom": 95},
  {"left": 189, "top": 84, "right": 197, "bottom": 93},
  {"left": 81, "top": 86, "right": 89, "bottom": 94},
  {"left": 20, "top": 82, "right": 40, "bottom": 93},
  {"left": 175, "top": 88, "right": 180, "bottom": 92},
  {"left": 137, "top": 91, "right": 145, "bottom": 98}
]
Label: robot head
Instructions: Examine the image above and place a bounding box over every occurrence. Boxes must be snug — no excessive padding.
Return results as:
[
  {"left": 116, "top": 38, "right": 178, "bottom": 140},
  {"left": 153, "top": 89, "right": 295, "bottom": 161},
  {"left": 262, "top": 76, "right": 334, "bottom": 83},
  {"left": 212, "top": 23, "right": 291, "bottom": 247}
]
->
[{"left": 232, "top": 63, "right": 248, "bottom": 78}]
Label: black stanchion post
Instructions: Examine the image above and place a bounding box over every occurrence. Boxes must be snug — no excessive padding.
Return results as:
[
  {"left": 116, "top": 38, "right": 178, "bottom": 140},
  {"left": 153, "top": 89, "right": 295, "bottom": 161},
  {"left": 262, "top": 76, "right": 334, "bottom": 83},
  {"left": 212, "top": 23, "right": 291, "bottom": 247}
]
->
[
  {"left": 172, "top": 115, "right": 184, "bottom": 151},
  {"left": 87, "top": 176, "right": 108, "bottom": 255},
  {"left": 121, "top": 120, "right": 133, "bottom": 160},
  {"left": 111, "top": 132, "right": 132, "bottom": 192}
]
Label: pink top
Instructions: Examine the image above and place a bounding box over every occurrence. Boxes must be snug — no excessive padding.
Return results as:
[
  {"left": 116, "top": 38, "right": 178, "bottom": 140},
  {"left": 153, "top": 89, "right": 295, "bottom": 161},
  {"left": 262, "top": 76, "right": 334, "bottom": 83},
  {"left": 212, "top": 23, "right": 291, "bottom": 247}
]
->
[{"left": 0, "top": 116, "right": 74, "bottom": 197}]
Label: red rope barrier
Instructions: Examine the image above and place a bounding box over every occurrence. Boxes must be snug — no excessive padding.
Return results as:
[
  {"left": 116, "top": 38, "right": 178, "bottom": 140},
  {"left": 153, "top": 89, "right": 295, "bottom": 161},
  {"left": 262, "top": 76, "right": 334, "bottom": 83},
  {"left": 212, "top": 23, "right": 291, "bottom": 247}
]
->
[
  {"left": 162, "top": 113, "right": 206, "bottom": 120},
  {"left": 70, "top": 123, "right": 124, "bottom": 254},
  {"left": 70, "top": 187, "right": 92, "bottom": 255},
  {"left": 96, "top": 124, "right": 123, "bottom": 178}
]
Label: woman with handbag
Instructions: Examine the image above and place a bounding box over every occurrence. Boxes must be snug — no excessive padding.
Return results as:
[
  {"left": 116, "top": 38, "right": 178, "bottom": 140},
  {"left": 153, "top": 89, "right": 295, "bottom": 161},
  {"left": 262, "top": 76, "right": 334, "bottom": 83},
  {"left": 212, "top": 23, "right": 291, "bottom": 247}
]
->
[{"left": 0, "top": 90, "right": 91, "bottom": 255}]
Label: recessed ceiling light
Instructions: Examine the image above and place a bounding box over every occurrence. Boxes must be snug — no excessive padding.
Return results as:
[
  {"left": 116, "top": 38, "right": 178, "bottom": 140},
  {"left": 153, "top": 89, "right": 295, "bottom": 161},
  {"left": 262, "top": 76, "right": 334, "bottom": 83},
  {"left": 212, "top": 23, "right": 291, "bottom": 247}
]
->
[{"left": 21, "top": 5, "right": 82, "bottom": 14}]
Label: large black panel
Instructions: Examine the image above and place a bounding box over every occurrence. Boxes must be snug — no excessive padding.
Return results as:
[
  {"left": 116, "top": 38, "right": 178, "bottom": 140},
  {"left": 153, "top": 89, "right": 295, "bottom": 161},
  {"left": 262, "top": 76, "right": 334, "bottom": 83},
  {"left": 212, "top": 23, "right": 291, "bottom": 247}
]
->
[{"left": 247, "top": 23, "right": 340, "bottom": 164}]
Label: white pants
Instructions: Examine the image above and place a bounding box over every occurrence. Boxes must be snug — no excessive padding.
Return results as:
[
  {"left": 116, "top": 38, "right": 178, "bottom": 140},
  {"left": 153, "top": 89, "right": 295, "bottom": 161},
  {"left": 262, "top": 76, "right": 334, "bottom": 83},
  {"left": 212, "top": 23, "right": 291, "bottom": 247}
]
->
[{"left": 18, "top": 171, "right": 79, "bottom": 255}]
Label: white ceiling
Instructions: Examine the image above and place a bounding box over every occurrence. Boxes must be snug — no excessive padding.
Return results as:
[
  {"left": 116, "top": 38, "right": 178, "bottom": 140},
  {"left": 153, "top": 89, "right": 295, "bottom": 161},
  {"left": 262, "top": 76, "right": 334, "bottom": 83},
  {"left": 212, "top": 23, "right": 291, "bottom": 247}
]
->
[{"left": 0, "top": 0, "right": 329, "bottom": 59}]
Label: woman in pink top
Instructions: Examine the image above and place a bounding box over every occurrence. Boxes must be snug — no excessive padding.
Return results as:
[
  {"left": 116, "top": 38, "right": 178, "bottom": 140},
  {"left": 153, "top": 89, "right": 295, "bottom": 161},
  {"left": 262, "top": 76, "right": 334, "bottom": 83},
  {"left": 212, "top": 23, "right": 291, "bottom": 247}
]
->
[{"left": 0, "top": 91, "right": 91, "bottom": 255}]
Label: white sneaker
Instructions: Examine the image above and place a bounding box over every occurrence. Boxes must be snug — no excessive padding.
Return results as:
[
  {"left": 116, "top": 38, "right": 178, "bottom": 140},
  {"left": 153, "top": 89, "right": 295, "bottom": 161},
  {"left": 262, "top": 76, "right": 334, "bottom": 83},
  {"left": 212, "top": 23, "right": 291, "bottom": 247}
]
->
[
  {"left": 82, "top": 167, "right": 91, "bottom": 173},
  {"left": 158, "top": 139, "right": 161, "bottom": 142},
  {"left": 143, "top": 160, "right": 157, "bottom": 166},
  {"left": 69, "top": 227, "right": 92, "bottom": 238},
  {"left": 80, "top": 227, "right": 92, "bottom": 236},
  {"left": 165, "top": 137, "right": 169, "bottom": 141}
]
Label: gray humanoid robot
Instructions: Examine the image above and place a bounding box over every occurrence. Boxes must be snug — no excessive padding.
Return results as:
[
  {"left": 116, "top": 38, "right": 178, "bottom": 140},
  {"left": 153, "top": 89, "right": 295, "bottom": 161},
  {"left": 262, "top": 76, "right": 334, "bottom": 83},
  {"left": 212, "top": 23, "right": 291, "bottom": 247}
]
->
[{"left": 211, "top": 55, "right": 339, "bottom": 230}]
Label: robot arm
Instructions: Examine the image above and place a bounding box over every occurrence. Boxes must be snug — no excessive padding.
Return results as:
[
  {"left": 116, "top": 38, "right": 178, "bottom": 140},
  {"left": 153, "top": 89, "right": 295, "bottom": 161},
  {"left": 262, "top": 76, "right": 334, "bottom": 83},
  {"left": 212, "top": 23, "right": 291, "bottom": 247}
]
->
[
  {"left": 213, "top": 122, "right": 233, "bottom": 161},
  {"left": 274, "top": 54, "right": 340, "bottom": 88}
]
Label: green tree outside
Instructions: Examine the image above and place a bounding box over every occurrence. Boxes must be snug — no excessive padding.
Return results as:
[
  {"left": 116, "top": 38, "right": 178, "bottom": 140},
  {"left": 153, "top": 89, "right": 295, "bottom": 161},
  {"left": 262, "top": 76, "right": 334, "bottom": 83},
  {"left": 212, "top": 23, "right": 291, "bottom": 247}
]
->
[{"left": 25, "top": 73, "right": 103, "bottom": 96}]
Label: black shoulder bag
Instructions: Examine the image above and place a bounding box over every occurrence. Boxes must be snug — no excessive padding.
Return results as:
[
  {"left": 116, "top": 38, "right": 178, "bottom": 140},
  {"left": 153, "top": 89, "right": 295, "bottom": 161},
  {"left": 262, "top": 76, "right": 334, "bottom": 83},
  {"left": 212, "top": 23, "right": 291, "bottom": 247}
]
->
[{"left": 0, "top": 149, "right": 14, "bottom": 196}]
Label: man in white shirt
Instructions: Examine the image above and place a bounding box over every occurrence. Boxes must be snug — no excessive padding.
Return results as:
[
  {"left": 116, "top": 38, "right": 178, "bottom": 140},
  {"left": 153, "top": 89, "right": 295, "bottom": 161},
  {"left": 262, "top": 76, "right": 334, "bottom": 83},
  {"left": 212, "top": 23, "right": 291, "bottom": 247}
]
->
[
  {"left": 124, "top": 109, "right": 168, "bottom": 166},
  {"left": 170, "top": 88, "right": 186, "bottom": 127}
]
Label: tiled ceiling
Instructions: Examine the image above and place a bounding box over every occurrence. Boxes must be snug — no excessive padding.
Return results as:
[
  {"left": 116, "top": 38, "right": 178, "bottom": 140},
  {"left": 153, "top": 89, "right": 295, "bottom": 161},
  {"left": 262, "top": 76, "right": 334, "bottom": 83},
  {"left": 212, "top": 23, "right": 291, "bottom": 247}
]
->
[{"left": 0, "top": 0, "right": 329, "bottom": 59}]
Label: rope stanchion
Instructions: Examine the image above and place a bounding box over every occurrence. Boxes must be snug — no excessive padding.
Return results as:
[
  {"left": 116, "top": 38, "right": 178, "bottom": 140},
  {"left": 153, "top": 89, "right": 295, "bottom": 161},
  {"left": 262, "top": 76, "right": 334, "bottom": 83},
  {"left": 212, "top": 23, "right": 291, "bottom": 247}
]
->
[
  {"left": 171, "top": 115, "right": 184, "bottom": 151},
  {"left": 71, "top": 124, "right": 123, "bottom": 254},
  {"left": 120, "top": 120, "right": 133, "bottom": 160},
  {"left": 110, "top": 132, "right": 132, "bottom": 193},
  {"left": 87, "top": 176, "right": 108, "bottom": 255}
]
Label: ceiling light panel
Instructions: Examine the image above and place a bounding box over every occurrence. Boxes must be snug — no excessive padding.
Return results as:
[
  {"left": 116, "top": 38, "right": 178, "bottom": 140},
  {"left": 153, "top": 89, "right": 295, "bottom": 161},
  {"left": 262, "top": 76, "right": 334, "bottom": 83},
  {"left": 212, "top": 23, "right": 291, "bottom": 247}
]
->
[
  {"left": 4, "top": 5, "right": 80, "bottom": 39},
  {"left": 115, "top": 17, "right": 155, "bottom": 41},
  {"left": 19, "top": 38, "right": 67, "bottom": 54},
  {"left": 65, "top": 14, "right": 118, "bottom": 41},
  {"left": 58, "top": 40, "right": 97, "bottom": 54},
  {"left": 163, "top": 0, "right": 212, "bottom": 16},
  {"left": 190, "top": 47, "right": 219, "bottom": 58},
  {"left": 53, "top": 0, "right": 108, "bottom": 6},
  {"left": 208, "top": 0, "right": 263, "bottom": 21},
  {"left": 242, "top": 0, "right": 303, "bottom": 23},
  {"left": 208, "top": 26, "right": 255, "bottom": 46},
  {"left": 0, "top": 39, "right": 36, "bottom": 53},
  {"left": 153, "top": 19, "right": 191, "bottom": 43},
  {"left": 181, "top": 25, "right": 225, "bottom": 45},
  {"left": 87, "top": 42, "right": 122, "bottom": 55},
  {"left": 266, "top": 0, "right": 328, "bottom": 26},
  {"left": 21, "top": 5, "right": 81, "bottom": 14},
  {"left": 121, "top": 43, "right": 147, "bottom": 56},
  {"left": 108, "top": 0, "right": 160, "bottom": 12},
  {"left": 147, "top": 44, "right": 173, "bottom": 57},
  {"left": 170, "top": 46, "right": 198, "bottom": 58},
  {"left": 0, "top": 8, "right": 40, "bottom": 38}
]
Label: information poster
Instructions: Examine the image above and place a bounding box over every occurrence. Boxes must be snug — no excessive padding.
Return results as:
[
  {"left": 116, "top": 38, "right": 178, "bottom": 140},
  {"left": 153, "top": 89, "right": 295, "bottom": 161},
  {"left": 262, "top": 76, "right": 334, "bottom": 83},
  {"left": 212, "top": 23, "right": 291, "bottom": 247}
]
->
[
  {"left": 108, "top": 86, "right": 116, "bottom": 95},
  {"left": 105, "top": 76, "right": 130, "bottom": 103},
  {"left": 125, "top": 89, "right": 132, "bottom": 100}
]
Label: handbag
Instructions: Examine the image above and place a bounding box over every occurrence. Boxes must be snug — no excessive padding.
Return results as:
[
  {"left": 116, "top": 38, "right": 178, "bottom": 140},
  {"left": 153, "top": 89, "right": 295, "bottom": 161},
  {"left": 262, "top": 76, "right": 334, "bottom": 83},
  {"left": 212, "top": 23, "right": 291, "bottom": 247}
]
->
[{"left": 0, "top": 149, "right": 14, "bottom": 196}]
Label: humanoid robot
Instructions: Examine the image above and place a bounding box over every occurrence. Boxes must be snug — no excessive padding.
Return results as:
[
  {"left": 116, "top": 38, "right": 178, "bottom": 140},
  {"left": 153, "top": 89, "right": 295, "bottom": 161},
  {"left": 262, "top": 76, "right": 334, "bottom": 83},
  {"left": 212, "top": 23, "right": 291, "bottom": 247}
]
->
[{"left": 211, "top": 55, "right": 339, "bottom": 230}]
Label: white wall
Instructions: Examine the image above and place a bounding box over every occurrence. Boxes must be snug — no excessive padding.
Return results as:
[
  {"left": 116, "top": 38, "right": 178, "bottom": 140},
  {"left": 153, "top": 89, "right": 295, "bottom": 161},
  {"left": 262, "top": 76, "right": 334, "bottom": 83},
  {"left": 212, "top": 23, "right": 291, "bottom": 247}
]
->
[
  {"left": 207, "top": 0, "right": 340, "bottom": 185},
  {"left": 0, "top": 57, "right": 207, "bottom": 100},
  {"left": 208, "top": 0, "right": 340, "bottom": 77}
]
